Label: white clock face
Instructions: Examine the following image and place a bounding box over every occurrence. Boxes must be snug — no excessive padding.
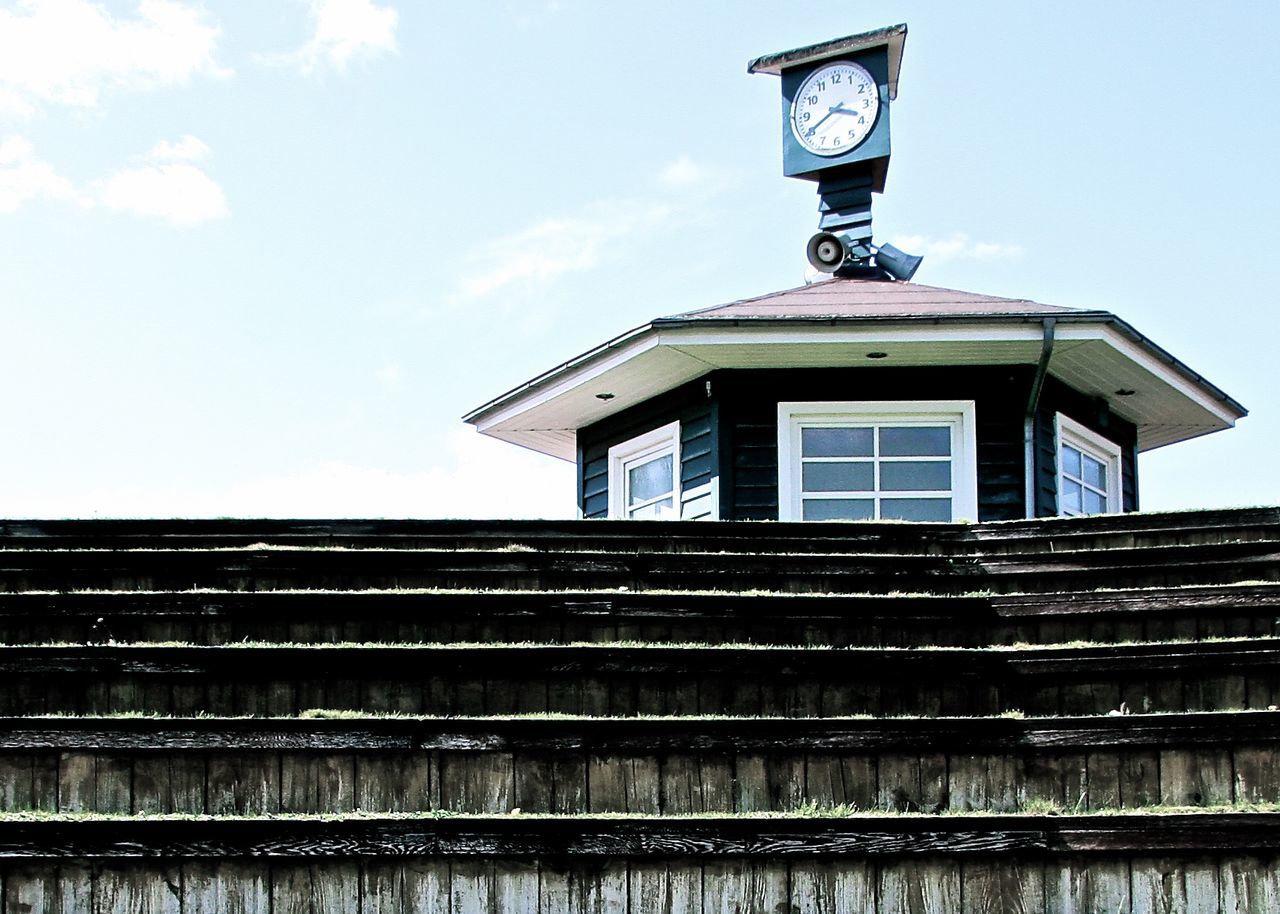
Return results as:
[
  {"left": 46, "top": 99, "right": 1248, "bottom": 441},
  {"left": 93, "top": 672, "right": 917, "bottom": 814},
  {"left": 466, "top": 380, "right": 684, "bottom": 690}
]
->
[{"left": 790, "top": 61, "right": 880, "bottom": 157}]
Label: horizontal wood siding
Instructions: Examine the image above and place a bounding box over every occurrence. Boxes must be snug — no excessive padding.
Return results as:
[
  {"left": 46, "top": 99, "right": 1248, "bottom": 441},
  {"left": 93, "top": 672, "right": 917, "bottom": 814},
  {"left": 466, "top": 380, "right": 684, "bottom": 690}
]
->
[
  {"left": 716, "top": 367, "right": 1036, "bottom": 522},
  {"left": 1034, "top": 377, "right": 1140, "bottom": 517},
  {"left": 578, "top": 379, "right": 718, "bottom": 520}
]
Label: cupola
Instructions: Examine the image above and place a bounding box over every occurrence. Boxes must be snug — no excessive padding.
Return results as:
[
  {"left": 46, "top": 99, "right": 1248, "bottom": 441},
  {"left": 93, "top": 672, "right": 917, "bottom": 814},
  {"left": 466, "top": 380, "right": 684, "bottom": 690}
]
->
[{"left": 463, "top": 26, "right": 1246, "bottom": 522}]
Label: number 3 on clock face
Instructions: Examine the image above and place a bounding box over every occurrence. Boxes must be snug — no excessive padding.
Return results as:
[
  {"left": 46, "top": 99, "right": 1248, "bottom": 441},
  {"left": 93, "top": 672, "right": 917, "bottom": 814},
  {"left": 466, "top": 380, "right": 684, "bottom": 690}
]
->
[{"left": 789, "top": 60, "right": 880, "bottom": 157}]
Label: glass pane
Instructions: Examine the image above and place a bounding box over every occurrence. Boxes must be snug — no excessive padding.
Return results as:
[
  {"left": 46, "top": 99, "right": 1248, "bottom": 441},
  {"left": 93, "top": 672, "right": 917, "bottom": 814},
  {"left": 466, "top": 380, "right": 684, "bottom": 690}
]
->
[
  {"left": 880, "top": 460, "right": 951, "bottom": 492},
  {"left": 1062, "top": 445, "right": 1082, "bottom": 479},
  {"left": 802, "top": 426, "right": 872, "bottom": 458},
  {"left": 880, "top": 498, "right": 952, "bottom": 522},
  {"left": 879, "top": 426, "right": 950, "bottom": 457},
  {"left": 1083, "top": 454, "right": 1107, "bottom": 490},
  {"left": 629, "top": 497, "right": 674, "bottom": 520},
  {"left": 1062, "top": 479, "right": 1083, "bottom": 514},
  {"left": 1083, "top": 489, "right": 1107, "bottom": 515},
  {"left": 627, "top": 453, "right": 673, "bottom": 504},
  {"left": 802, "top": 461, "right": 873, "bottom": 493},
  {"left": 802, "top": 498, "right": 874, "bottom": 521}
]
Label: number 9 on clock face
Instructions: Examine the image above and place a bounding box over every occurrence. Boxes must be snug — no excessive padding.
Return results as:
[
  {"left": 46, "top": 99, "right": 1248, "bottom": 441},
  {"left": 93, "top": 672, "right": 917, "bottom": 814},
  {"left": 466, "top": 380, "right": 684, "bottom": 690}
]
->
[{"left": 789, "top": 60, "right": 880, "bottom": 156}]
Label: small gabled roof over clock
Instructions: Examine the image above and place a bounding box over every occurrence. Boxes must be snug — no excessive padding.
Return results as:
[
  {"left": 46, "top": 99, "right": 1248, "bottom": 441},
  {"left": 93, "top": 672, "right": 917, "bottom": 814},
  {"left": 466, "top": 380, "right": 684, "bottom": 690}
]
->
[
  {"left": 463, "top": 277, "right": 1246, "bottom": 460},
  {"left": 746, "top": 23, "right": 908, "bottom": 99}
]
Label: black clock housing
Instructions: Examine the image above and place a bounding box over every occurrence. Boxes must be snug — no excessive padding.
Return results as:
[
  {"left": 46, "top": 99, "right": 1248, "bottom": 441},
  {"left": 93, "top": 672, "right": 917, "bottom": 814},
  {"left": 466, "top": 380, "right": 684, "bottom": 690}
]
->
[{"left": 780, "top": 46, "right": 891, "bottom": 189}]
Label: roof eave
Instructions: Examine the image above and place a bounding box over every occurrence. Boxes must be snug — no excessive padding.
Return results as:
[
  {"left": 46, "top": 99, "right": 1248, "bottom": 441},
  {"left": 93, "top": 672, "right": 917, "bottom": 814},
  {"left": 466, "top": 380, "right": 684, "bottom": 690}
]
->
[{"left": 747, "top": 23, "right": 908, "bottom": 99}]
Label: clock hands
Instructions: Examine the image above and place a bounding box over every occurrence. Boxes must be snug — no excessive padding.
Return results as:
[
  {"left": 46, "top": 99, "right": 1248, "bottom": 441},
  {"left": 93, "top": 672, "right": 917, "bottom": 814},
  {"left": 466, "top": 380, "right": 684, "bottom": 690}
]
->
[{"left": 804, "top": 102, "right": 853, "bottom": 138}]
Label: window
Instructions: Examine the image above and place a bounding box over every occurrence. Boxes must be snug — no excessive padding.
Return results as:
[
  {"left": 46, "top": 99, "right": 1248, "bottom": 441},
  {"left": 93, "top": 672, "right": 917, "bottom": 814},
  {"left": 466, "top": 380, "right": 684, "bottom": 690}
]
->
[
  {"left": 778, "top": 402, "right": 978, "bottom": 522},
  {"left": 608, "top": 422, "right": 680, "bottom": 520},
  {"left": 1055, "top": 414, "right": 1121, "bottom": 516}
]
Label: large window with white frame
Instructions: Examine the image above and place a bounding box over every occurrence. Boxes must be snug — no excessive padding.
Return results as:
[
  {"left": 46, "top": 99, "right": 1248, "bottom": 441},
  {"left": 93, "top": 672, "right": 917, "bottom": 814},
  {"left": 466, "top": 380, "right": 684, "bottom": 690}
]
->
[
  {"left": 778, "top": 402, "right": 979, "bottom": 522},
  {"left": 1055, "top": 414, "right": 1121, "bottom": 516},
  {"left": 607, "top": 421, "right": 681, "bottom": 520}
]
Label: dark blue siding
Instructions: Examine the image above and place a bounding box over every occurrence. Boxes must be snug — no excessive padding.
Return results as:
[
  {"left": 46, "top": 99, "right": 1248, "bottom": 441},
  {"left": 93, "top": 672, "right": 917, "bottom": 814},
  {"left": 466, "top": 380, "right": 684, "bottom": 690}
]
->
[
  {"left": 577, "top": 379, "right": 718, "bottom": 520},
  {"left": 1033, "top": 377, "right": 1139, "bottom": 517}
]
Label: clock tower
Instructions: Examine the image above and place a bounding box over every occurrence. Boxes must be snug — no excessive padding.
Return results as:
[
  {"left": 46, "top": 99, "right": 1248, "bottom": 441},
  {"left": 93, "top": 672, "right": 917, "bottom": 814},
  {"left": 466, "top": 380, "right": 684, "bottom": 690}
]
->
[{"left": 749, "top": 24, "right": 914, "bottom": 277}]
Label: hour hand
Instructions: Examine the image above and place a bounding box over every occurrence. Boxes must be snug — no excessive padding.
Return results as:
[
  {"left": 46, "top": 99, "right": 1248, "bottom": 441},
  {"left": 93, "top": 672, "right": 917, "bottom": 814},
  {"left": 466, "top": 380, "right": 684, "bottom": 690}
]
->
[{"left": 804, "top": 103, "right": 850, "bottom": 137}]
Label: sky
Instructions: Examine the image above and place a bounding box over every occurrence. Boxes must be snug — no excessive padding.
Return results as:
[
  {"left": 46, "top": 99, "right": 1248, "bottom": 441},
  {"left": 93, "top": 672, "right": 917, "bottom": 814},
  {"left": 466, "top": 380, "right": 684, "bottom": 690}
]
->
[{"left": 1, "top": 0, "right": 1277, "bottom": 519}]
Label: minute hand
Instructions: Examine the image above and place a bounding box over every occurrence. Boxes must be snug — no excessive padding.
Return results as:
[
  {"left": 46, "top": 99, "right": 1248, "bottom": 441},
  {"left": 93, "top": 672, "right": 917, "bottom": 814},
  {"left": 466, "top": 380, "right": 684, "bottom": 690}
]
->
[{"left": 804, "top": 103, "right": 851, "bottom": 138}]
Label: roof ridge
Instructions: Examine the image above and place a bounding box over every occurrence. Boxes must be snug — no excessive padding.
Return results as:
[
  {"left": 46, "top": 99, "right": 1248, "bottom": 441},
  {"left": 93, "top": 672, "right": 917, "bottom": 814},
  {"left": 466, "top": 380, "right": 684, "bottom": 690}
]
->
[{"left": 660, "top": 277, "right": 1059, "bottom": 321}]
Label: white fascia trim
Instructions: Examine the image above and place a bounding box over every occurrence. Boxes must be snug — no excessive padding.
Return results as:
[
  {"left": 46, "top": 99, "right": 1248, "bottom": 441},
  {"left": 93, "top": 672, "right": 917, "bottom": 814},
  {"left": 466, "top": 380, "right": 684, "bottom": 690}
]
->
[
  {"left": 1054, "top": 324, "right": 1242, "bottom": 430},
  {"left": 469, "top": 329, "right": 663, "bottom": 433},
  {"left": 1055, "top": 413, "right": 1123, "bottom": 514},
  {"left": 607, "top": 421, "right": 681, "bottom": 520},
  {"left": 665, "top": 322, "right": 1047, "bottom": 348},
  {"left": 777, "top": 400, "right": 979, "bottom": 522}
]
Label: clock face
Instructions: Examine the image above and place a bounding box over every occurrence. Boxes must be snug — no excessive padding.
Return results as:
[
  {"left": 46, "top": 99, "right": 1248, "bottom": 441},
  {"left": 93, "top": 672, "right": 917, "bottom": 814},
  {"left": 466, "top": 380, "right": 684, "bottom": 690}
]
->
[{"left": 790, "top": 61, "right": 880, "bottom": 157}]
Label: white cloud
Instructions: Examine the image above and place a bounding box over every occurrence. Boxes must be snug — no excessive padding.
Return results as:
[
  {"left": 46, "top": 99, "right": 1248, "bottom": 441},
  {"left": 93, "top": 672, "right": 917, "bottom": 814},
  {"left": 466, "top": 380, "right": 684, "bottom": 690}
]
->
[
  {"left": 97, "top": 134, "right": 227, "bottom": 225},
  {"left": 454, "top": 201, "right": 672, "bottom": 302},
  {"left": 283, "top": 0, "right": 399, "bottom": 72},
  {"left": 658, "top": 155, "right": 706, "bottom": 189},
  {"left": 0, "top": 134, "right": 86, "bottom": 210},
  {"left": 1, "top": 428, "right": 577, "bottom": 519},
  {"left": 146, "top": 133, "right": 209, "bottom": 162},
  {"left": 0, "top": 133, "right": 227, "bottom": 224},
  {"left": 0, "top": 0, "right": 228, "bottom": 116},
  {"left": 891, "top": 232, "right": 1023, "bottom": 264}
]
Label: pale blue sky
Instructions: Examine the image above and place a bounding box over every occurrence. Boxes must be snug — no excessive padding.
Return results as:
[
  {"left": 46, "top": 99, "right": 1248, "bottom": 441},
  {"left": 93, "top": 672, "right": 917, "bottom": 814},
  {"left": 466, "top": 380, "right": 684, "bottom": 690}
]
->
[{"left": 1, "top": 0, "right": 1277, "bottom": 518}]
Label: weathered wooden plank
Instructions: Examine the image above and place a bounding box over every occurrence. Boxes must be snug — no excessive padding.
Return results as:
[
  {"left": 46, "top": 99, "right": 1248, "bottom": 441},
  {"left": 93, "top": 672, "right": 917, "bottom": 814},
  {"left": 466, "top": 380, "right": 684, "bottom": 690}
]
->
[
  {"left": 575, "top": 865, "right": 628, "bottom": 914},
  {"left": 789, "top": 860, "right": 875, "bottom": 913},
  {"left": 806, "top": 753, "right": 876, "bottom": 810},
  {"left": 703, "top": 860, "right": 786, "bottom": 914},
  {"left": 493, "top": 863, "right": 538, "bottom": 914},
  {"left": 1046, "top": 858, "right": 1129, "bottom": 914},
  {"left": 1219, "top": 855, "right": 1280, "bottom": 913},
  {"left": 273, "top": 862, "right": 360, "bottom": 914},
  {"left": 207, "top": 753, "right": 280, "bottom": 815},
  {"left": 95, "top": 865, "right": 182, "bottom": 914},
  {"left": 132, "top": 754, "right": 206, "bottom": 814},
  {"left": 56, "top": 752, "right": 96, "bottom": 813},
  {"left": 1160, "top": 749, "right": 1234, "bottom": 807},
  {"left": 449, "top": 861, "right": 494, "bottom": 914},
  {"left": 962, "top": 859, "right": 1045, "bottom": 913},
  {"left": 1085, "top": 752, "right": 1121, "bottom": 811},
  {"left": 281, "top": 753, "right": 356, "bottom": 813},
  {"left": 357, "top": 752, "right": 436, "bottom": 813},
  {"left": 1130, "top": 857, "right": 1219, "bottom": 914},
  {"left": 630, "top": 863, "right": 701, "bottom": 914},
  {"left": 550, "top": 753, "right": 587, "bottom": 815},
  {"left": 183, "top": 861, "right": 270, "bottom": 914},
  {"left": 588, "top": 755, "right": 659, "bottom": 814},
  {"left": 363, "top": 860, "right": 449, "bottom": 914},
  {"left": 880, "top": 860, "right": 961, "bottom": 914},
  {"left": 1234, "top": 745, "right": 1280, "bottom": 804},
  {"left": 440, "top": 751, "right": 513, "bottom": 814},
  {"left": 0, "top": 754, "right": 35, "bottom": 812},
  {"left": 1118, "top": 750, "right": 1160, "bottom": 808},
  {"left": 513, "top": 753, "right": 555, "bottom": 814},
  {"left": 3, "top": 864, "right": 92, "bottom": 914}
]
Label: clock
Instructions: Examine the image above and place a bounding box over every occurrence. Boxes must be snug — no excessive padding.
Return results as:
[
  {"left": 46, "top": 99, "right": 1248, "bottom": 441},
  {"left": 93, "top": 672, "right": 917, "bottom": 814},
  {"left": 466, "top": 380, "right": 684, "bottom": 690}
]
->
[{"left": 789, "top": 60, "right": 880, "bottom": 157}]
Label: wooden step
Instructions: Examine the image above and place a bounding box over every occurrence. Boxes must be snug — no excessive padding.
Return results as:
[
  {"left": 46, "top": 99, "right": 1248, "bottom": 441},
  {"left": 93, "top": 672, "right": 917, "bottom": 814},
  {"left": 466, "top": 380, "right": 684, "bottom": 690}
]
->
[
  {"left": 4, "top": 506, "right": 1278, "bottom": 555},
  {"left": 0, "top": 640, "right": 1275, "bottom": 718},
  {"left": 1, "top": 539, "right": 1277, "bottom": 595},
  {"left": 2, "top": 711, "right": 1275, "bottom": 816},
  {"left": 0, "top": 584, "right": 1274, "bottom": 647},
  {"left": 0, "top": 812, "right": 1277, "bottom": 914}
]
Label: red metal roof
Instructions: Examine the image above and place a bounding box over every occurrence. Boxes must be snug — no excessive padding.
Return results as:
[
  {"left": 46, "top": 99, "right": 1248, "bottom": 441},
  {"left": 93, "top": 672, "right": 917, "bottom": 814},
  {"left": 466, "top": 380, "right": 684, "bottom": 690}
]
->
[{"left": 659, "top": 277, "right": 1087, "bottom": 322}]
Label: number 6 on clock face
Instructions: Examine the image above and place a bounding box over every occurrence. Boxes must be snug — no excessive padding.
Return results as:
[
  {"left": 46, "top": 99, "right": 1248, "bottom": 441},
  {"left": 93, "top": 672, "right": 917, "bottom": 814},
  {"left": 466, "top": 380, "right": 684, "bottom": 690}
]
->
[{"left": 789, "top": 60, "right": 880, "bottom": 156}]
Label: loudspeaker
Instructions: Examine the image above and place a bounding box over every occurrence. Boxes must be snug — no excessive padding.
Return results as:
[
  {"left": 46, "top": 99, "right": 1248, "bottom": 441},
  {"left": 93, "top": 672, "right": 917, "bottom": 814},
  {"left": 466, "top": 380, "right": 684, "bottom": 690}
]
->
[
  {"left": 874, "top": 243, "right": 924, "bottom": 281},
  {"left": 806, "top": 232, "right": 848, "bottom": 273}
]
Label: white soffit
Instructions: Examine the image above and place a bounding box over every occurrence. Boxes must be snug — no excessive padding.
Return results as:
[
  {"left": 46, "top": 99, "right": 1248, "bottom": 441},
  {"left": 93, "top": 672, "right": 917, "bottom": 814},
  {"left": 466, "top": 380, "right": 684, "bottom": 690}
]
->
[{"left": 468, "top": 321, "right": 1242, "bottom": 459}]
